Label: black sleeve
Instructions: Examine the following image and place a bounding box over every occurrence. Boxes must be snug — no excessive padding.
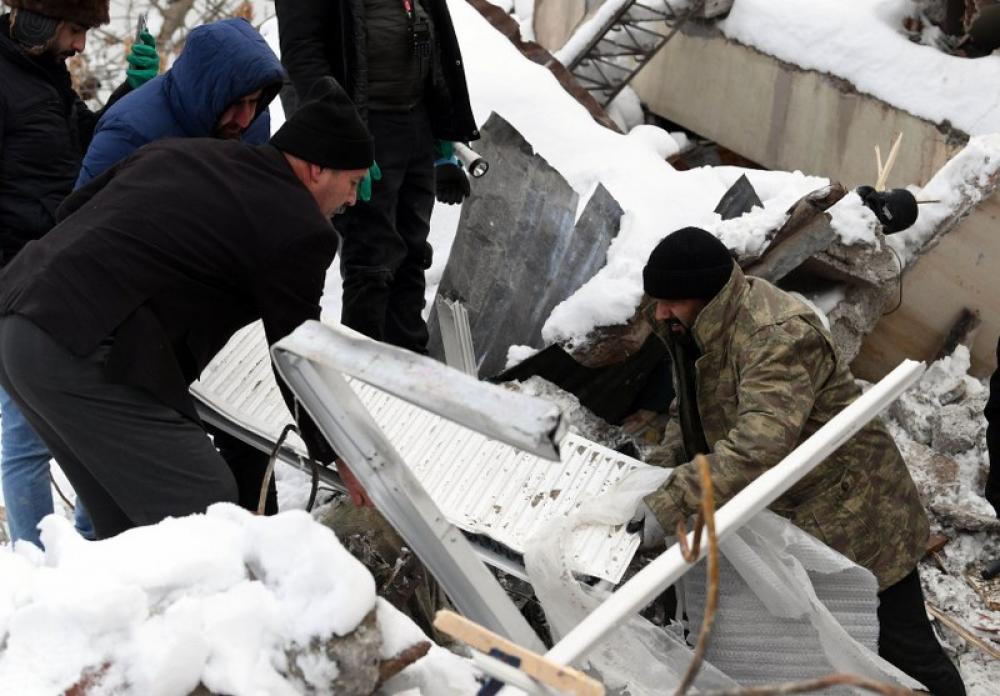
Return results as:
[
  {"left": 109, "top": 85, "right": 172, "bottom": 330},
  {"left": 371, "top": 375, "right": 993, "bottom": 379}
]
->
[
  {"left": 56, "top": 157, "right": 121, "bottom": 222},
  {"left": 274, "top": 0, "right": 340, "bottom": 100},
  {"left": 75, "top": 81, "right": 132, "bottom": 152},
  {"left": 986, "top": 337, "right": 1000, "bottom": 513},
  {"left": 255, "top": 230, "right": 340, "bottom": 464}
]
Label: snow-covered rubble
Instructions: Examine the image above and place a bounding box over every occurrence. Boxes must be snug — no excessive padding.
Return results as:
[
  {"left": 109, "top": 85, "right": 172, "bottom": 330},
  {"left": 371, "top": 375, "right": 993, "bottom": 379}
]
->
[
  {"left": 882, "top": 346, "right": 1000, "bottom": 694},
  {"left": 0, "top": 504, "right": 479, "bottom": 696}
]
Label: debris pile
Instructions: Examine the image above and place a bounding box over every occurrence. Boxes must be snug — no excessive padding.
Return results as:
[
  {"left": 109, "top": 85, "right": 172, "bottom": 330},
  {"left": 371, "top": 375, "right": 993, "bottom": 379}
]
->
[{"left": 882, "top": 346, "right": 1000, "bottom": 693}]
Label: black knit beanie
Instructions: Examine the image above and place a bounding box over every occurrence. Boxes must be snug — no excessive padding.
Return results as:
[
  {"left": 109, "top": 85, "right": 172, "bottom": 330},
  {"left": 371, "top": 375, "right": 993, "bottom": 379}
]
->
[
  {"left": 271, "top": 77, "right": 373, "bottom": 171},
  {"left": 643, "top": 227, "right": 735, "bottom": 300}
]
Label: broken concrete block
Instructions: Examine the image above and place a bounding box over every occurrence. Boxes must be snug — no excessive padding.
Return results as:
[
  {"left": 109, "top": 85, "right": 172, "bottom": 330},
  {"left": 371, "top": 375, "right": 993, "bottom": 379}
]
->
[
  {"left": 284, "top": 610, "right": 382, "bottom": 696},
  {"left": 932, "top": 404, "right": 985, "bottom": 454}
]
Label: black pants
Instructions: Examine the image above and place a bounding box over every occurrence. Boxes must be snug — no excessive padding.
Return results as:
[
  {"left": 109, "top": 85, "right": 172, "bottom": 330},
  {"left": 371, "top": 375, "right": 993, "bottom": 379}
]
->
[
  {"left": 338, "top": 106, "right": 436, "bottom": 354},
  {"left": 210, "top": 427, "right": 277, "bottom": 516},
  {"left": 878, "top": 569, "right": 966, "bottom": 696},
  {"left": 0, "top": 314, "right": 243, "bottom": 539}
]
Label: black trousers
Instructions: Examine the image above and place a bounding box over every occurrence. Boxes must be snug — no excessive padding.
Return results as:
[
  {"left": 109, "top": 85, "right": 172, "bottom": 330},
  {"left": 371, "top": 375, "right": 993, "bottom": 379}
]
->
[
  {"left": 338, "top": 105, "right": 436, "bottom": 354},
  {"left": 0, "top": 315, "right": 271, "bottom": 539},
  {"left": 878, "top": 569, "right": 966, "bottom": 696}
]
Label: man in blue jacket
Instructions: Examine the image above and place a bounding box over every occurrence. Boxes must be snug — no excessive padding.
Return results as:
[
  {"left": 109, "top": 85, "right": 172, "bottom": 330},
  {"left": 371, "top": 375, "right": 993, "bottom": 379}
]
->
[
  {"left": 48, "top": 19, "right": 287, "bottom": 530},
  {"left": 77, "top": 17, "right": 284, "bottom": 186}
]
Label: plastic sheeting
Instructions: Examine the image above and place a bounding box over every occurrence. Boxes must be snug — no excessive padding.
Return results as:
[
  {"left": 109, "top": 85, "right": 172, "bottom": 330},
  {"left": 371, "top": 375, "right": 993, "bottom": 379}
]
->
[{"left": 525, "top": 466, "right": 926, "bottom": 694}]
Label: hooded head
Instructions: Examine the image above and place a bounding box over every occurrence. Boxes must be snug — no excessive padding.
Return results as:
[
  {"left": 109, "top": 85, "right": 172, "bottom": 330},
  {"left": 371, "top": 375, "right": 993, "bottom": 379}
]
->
[{"left": 164, "top": 18, "right": 285, "bottom": 139}]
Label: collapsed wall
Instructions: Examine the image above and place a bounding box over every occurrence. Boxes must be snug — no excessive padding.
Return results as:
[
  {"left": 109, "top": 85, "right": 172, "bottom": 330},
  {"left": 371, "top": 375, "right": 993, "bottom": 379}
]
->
[{"left": 533, "top": 0, "right": 1000, "bottom": 379}]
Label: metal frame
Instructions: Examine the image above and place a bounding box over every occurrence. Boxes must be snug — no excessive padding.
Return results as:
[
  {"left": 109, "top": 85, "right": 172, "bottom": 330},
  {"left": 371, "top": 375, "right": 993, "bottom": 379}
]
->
[
  {"left": 272, "top": 321, "right": 551, "bottom": 650},
  {"left": 568, "top": 0, "right": 707, "bottom": 107},
  {"left": 435, "top": 296, "right": 478, "bottom": 376}
]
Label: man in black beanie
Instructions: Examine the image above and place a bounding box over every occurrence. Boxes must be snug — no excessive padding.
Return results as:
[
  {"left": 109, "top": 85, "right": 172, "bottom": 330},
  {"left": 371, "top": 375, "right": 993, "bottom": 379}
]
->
[
  {"left": 634, "top": 226, "right": 964, "bottom": 695},
  {"left": 0, "top": 82, "right": 371, "bottom": 540}
]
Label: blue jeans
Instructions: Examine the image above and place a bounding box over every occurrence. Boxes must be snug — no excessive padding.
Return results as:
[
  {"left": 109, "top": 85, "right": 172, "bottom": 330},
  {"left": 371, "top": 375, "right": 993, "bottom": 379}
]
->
[{"left": 0, "top": 386, "right": 93, "bottom": 546}]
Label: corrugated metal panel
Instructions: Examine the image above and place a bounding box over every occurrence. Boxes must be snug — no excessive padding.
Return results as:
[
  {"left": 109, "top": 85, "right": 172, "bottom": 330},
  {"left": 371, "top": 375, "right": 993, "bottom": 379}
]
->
[{"left": 193, "top": 322, "right": 644, "bottom": 583}]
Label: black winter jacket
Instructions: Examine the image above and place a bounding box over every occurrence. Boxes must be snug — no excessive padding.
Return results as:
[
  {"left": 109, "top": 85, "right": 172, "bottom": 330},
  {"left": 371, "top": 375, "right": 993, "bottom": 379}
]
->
[
  {"left": 0, "top": 14, "right": 124, "bottom": 266},
  {"left": 274, "top": 0, "right": 479, "bottom": 142},
  {"left": 0, "top": 139, "right": 338, "bottom": 463},
  {"left": 985, "top": 337, "right": 1000, "bottom": 514}
]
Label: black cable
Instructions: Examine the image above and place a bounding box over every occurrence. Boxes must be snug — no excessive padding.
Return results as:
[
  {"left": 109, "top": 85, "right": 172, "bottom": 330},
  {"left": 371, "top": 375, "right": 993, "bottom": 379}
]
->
[{"left": 882, "top": 244, "right": 905, "bottom": 316}]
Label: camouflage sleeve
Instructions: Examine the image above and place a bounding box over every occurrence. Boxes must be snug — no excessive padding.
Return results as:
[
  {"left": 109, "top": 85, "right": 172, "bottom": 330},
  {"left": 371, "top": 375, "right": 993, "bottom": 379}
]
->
[
  {"left": 646, "top": 320, "right": 832, "bottom": 530},
  {"left": 646, "top": 415, "right": 684, "bottom": 469}
]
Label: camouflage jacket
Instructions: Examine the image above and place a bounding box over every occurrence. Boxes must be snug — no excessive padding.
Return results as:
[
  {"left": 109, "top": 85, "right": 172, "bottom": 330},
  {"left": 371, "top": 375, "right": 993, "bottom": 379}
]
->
[{"left": 644, "top": 265, "right": 928, "bottom": 590}]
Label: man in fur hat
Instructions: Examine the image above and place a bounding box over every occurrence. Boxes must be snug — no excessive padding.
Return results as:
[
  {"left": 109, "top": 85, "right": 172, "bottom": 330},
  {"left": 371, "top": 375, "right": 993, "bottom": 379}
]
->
[{"left": 0, "top": 0, "right": 157, "bottom": 546}]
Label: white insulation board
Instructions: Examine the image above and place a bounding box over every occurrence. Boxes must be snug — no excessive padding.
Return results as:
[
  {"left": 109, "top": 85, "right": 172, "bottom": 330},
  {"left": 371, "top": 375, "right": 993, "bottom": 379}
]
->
[{"left": 193, "top": 322, "right": 644, "bottom": 584}]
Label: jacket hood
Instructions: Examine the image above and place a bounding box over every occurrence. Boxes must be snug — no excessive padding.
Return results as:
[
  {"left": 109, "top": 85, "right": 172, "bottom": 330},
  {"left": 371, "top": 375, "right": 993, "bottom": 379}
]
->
[{"left": 163, "top": 18, "right": 284, "bottom": 137}]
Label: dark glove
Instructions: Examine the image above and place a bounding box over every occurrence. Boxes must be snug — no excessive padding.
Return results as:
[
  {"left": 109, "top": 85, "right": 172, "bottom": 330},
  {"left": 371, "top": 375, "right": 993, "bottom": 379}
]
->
[
  {"left": 126, "top": 30, "right": 160, "bottom": 89},
  {"left": 434, "top": 140, "right": 470, "bottom": 205},
  {"left": 627, "top": 500, "right": 667, "bottom": 550},
  {"left": 855, "top": 185, "right": 918, "bottom": 234}
]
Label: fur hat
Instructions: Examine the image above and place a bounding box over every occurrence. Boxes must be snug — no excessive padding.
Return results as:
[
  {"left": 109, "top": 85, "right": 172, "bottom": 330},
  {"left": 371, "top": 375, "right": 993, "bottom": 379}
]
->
[{"left": 6, "top": 0, "right": 110, "bottom": 27}]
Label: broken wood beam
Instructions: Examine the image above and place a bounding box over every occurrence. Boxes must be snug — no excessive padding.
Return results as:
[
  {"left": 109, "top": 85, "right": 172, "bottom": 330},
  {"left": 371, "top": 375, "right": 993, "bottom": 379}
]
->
[{"left": 434, "top": 609, "right": 605, "bottom": 696}]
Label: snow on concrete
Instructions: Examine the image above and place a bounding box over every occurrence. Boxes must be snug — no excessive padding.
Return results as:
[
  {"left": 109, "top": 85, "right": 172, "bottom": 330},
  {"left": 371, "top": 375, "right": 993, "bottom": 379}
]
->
[
  {"left": 0, "top": 503, "right": 479, "bottom": 695},
  {"left": 720, "top": 0, "right": 1000, "bottom": 137},
  {"left": 889, "top": 133, "right": 1000, "bottom": 264},
  {"left": 436, "top": 0, "right": 839, "bottom": 346},
  {"left": 0, "top": 505, "right": 376, "bottom": 694}
]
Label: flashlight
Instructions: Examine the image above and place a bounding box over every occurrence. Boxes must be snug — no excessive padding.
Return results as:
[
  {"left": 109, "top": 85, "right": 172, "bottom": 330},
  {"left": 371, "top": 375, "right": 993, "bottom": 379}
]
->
[{"left": 454, "top": 142, "right": 489, "bottom": 178}]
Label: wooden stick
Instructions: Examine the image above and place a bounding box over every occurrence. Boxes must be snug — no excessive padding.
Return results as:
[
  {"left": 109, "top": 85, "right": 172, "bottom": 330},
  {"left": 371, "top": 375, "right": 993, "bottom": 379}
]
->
[
  {"left": 434, "top": 610, "right": 605, "bottom": 696},
  {"left": 675, "top": 455, "right": 720, "bottom": 696},
  {"left": 876, "top": 133, "right": 903, "bottom": 191},
  {"left": 926, "top": 602, "right": 1000, "bottom": 661},
  {"left": 701, "top": 672, "right": 919, "bottom": 695},
  {"left": 875, "top": 145, "right": 884, "bottom": 187}
]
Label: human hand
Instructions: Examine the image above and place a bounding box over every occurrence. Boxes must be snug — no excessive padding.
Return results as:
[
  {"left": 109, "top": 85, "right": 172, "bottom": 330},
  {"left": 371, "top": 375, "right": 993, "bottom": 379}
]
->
[
  {"left": 126, "top": 30, "right": 159, "bottom": 89},
  {"left": 337, "top": 458, "right": 374, "bottom": 507},
  {"left": 627, "top": 500, "right": 667, "bottom": 550},
  {"left": 357, "top": 161, "right": 382, "bottom": 203}
]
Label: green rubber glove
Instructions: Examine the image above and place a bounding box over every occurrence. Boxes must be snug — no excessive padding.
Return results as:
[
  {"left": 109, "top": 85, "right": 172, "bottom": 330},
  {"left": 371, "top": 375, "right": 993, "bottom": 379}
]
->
[
  {"left": 357, "top": 161, "right": 382, "bottom": 203},
  {"left": 126, "top": 30, "right": 159, "bottom": 89}
]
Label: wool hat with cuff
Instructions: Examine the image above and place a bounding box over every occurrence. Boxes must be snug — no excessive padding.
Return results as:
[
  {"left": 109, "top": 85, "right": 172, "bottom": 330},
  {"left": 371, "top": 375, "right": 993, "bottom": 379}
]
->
[{"left": 271, "top": 77, "right": 373, "bottom": 171}]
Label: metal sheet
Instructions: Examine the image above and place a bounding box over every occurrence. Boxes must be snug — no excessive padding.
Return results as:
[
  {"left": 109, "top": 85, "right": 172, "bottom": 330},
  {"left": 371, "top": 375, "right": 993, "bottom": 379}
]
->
[
  {"left": 193, "top": 321, "right": 645, "bottom": 584},
  {"left": 426, "top": 113, "right": 623, "bottom": 378}
]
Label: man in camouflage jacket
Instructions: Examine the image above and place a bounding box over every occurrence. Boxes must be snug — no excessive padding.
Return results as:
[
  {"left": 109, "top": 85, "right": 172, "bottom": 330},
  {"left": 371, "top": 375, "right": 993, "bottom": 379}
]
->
[{"left": 638, "top": 227, "right": 965, "bottom": 696}]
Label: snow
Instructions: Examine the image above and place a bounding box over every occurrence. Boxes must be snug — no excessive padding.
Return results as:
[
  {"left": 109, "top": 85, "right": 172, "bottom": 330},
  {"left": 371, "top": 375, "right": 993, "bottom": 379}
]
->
[
  {"left": 0, "top": 504, "right": 382, "bottom": 694},
  {"left": 888, "top": 133, "right": 1000, "bottom": 265},
  {"left": 719, "top": 0, "right": 1000, "bottom": 137}
]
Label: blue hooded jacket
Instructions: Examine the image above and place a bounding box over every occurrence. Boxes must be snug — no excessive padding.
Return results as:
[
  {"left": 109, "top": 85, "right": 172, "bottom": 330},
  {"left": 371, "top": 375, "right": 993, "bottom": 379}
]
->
[{"left": 76, "top": 18, "right": 285, "bottom": 187}]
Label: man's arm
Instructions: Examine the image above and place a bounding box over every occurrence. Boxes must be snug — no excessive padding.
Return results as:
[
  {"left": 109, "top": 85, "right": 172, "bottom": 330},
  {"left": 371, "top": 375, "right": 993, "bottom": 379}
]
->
[
  {"left": 645, "top": 322, "right": 830, "bottom": 530},
  {"left": 74, "top": 81, "right": 133, "bottom": 153},
  {"left": 76, "top": 118, "right": 149, "bottom": 189},
  {"left": 255, "top": 231, "right": 339, "bottom": 464},
  {"left": 274, "top": 0, "right": 339, "bottom": 100}
]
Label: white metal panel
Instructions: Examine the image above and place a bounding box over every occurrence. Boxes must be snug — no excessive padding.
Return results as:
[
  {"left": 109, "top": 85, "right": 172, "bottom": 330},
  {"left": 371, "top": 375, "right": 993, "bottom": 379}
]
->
[{"left": 193, "top": 322, "right": 644, "bottom": 583}]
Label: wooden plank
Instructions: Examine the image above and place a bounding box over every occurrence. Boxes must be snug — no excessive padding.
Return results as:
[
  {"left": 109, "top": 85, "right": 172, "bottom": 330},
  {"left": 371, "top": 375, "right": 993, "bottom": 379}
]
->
[{"left": 433, "top": 610, "right": 605, "bottom": 696}]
